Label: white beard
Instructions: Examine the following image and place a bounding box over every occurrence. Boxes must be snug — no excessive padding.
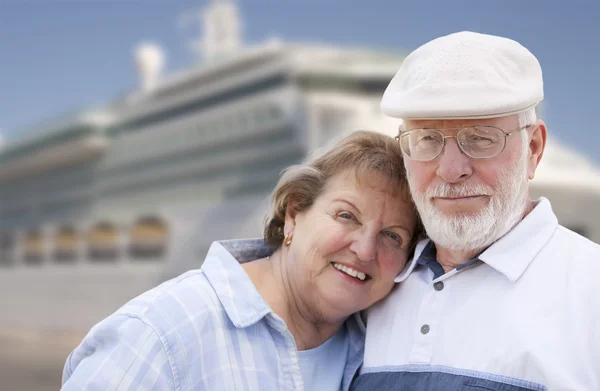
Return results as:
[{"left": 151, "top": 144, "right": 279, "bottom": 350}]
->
[{"left": 408, "top": 149, "right": 530, "bottom": 253}]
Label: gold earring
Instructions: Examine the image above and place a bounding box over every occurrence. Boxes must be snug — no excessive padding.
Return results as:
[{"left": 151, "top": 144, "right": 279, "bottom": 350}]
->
[{"left": 284, "top": 233, "right": 293, "bottom": 246}]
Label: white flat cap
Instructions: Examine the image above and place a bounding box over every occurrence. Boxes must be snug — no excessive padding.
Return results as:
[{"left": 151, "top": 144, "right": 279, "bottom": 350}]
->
[{"left": 381, "top": 31, "right": 544, "bottom": 119}]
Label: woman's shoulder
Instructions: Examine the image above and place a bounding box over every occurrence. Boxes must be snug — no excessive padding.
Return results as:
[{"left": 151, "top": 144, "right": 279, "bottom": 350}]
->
[
  {"left": 62, "top": 269, "right": 224, "bottom": 389},
  {"left": 116, "top": 268, "right": 224, "bottom": 332},
  {"left": 105, "top": 238, "right": 271, "bottom": 337}
]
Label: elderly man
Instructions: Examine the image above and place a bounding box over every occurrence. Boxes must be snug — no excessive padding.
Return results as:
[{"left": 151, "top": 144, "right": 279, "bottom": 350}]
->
[{"left": 351, "top": 31, "right": 600, "bottom": 390}]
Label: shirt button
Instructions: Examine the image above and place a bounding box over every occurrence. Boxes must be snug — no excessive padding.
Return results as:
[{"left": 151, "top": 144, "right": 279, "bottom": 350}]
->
[
  {"left": 434, "top": 281, "right": 444, "bottom": 291},
  {"left": 421, "top": 324, "right": 430, "bottom": 334}
]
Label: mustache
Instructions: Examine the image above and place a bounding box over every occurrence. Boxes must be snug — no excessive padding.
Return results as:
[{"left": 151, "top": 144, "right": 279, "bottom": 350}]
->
[{"left": 426, "top": 183, "right": 494, "bottom": 198}]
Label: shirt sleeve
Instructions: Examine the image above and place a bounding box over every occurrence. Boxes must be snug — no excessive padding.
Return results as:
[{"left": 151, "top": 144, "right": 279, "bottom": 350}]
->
[{"left": 61, "top": 314, "right": 177, "bottom": 391}]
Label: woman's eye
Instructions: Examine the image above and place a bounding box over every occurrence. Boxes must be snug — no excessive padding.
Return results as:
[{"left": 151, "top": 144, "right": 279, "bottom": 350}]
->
[
  {"left": 384, "top": 231, "right": 402, "bottom": 244},
  {"left": 339, "top": 212, "right": 354, "bottom": 220}
]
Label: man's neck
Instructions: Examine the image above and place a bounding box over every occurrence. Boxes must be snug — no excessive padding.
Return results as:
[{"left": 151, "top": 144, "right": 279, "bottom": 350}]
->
[{"left": 435, "top": 246, "right": 483, "bottom": 273}]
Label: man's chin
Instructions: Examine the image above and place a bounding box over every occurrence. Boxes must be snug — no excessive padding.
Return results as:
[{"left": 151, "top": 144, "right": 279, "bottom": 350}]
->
[
  {"left": 428, "top": 206, "right": 484, "bottom": 221},
  {"left": 430, "top": 201, "right": 489, "bottom": 216},
  {"left": 422, "top": 210, "right": 495, "bottom": 242}
]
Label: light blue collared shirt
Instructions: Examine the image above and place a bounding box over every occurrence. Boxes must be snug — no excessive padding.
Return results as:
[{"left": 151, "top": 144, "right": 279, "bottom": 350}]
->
[{"left": 62, "top": 238, "right": 366, "bottom": 390}]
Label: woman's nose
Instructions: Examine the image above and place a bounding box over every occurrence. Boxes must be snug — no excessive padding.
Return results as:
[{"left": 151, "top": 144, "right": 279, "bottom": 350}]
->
[{"left": 349, "top": 232, "right": 377, "bottom": 262}]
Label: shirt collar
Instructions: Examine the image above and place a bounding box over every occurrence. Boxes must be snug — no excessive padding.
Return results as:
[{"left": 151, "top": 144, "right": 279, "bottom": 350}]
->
[
  {"left": 201, "top": 238, "right": 275, "bottom": 328},
  {"left": 203, "top": 237, "right": 367, "bottom": 382},
  {"left": 343, "top": 313, "right": 366, "bottom": 390},
  {"left": 394, "top": 239, "right": 430, "bottom": 283},
  {"left": 201, "top": 238, "right": 369, "bottom": 343},
  {"left": 478, "top": 197, "right": 558, "bottom": 282},
  {"left": 415, "top": 241, "right": 446, "bottom": 279},
  {"left": 395, "top": 197, "right": 558, "bottom": 283}
]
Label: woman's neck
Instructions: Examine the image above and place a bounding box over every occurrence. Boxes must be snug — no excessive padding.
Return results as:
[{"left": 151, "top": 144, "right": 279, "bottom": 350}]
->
[{"left": 242, "top": 250, "right": 344, "bottom": 350}]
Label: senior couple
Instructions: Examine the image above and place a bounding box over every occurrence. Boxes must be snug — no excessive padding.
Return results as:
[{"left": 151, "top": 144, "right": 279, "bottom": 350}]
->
[{"left": 62, "top": 32, "right": 600, "bottom": 390}]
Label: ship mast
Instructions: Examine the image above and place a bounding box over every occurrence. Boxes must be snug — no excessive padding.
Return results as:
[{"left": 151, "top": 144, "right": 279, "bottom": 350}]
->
[{"left": 181, "top": 0, "right": 243, "bottom": 65}]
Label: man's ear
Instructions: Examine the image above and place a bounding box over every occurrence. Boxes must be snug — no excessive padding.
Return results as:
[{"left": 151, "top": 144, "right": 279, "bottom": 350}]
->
[{"left": 527, "top": 120, "right": 547, "bottom": 180}]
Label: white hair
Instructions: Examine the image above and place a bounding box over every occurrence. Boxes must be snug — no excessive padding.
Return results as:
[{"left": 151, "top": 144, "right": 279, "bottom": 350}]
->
[
  {"left": 408, "top": 149, "right": 529, "bottom": 252},
  {"left": 405, "top": 107, "right": 538, "bottom": 253},
  {"left": 517, "top": 107, "right": 537, "bottom": 128},
  {"left": 517, "top": 106, "right": 537, "bottom": 153}
]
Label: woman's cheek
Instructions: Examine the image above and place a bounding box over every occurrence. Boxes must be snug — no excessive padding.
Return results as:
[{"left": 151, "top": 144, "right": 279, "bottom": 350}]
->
[
  {"left": 316, "top": 226, "right": 352, "bottom": 253},
  {"left": 380, "top": 252, "right": 407, "bottom": 275}
]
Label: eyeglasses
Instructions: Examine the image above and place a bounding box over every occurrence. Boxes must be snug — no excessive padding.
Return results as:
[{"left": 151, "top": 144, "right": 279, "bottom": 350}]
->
[{"left": 395, "top": 125, "right": 532, "bottom": 161}]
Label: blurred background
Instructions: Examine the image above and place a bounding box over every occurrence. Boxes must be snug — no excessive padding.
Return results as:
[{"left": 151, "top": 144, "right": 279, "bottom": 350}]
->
[{"left": 1, "top": 1, "right": 599, "bottom": 389}]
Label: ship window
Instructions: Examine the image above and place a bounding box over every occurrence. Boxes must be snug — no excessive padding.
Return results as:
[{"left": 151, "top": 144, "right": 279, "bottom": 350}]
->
[
  {"left": 0, "top": 232, "right": 15, "bottom": 267},
  {"left": 358, "top": 79, "right": 391, "bottom": 94},
  {"left": 87, "top": 222, "right": 119, "bottom": 262},
  {"left": 128, "top": 217, "right": 168, "bottom": 260},
  {"left": 23, "top": 229, "right": 44, "bottom": 265},
  {"left": 54, "top": 226, "right": 79, "bottom": 263}
]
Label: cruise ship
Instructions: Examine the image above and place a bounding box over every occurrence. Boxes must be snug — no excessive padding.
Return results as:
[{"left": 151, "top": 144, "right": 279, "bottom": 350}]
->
[{"left": 1, "top": 1, "right": 599, "bottom": 334}]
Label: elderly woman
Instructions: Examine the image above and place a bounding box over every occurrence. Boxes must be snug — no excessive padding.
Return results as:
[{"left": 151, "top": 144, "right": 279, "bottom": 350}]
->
[{"left": 61, "top": 130, "right": 421, "bottom": 391}]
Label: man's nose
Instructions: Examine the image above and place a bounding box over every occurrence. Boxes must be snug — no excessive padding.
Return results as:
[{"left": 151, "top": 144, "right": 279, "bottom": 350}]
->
[{"left": 436, "top": 137, "right": 473, "bottom": 183}]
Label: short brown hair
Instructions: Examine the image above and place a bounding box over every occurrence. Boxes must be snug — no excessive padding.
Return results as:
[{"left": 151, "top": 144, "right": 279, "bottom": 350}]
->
[{"left": 263, "top": 130, "right": 421, "bottom": 247}]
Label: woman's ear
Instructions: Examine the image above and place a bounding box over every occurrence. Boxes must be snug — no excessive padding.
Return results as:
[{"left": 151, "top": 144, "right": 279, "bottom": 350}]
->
[{"left": 283, "top": 200, "right": 297, "bottom": 234}]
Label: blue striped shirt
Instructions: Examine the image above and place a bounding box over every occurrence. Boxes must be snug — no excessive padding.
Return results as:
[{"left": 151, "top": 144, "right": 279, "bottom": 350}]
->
[{"left": 61, "top": 239, "right": 366, "bottom": 390}]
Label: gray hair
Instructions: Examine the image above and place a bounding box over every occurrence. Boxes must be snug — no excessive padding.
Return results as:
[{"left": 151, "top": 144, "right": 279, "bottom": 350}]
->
[
  {"left": 517, "top": 107, "right": 537, "bottom": 146},
  {"left": 518, "top": 107, "right": 537, "bottom": 129}
]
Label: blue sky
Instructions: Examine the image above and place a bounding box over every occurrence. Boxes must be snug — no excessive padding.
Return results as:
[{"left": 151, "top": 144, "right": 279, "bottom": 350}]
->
[{"left": 1, "top": 0, "right": 599, "bottom": 162}]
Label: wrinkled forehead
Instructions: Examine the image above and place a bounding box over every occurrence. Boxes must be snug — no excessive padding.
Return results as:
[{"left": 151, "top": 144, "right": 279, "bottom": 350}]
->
[
  {"left": 355, "top": 175, "right": 406, "bottom": 202},
  {"left": 328, "top": 168, "right": 411, "bottom": 201},
  {"left": 402, "top": 115, "right": 519, "bottom": 131}
]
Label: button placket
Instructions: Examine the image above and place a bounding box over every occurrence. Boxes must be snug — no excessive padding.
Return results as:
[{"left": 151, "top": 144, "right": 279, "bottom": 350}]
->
[{"left": 409, "top": 276, "right": 451, "bottom": 364}]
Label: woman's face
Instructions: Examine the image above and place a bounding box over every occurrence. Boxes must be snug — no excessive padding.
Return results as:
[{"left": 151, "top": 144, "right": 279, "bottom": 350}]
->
[{"left": 284, "top": 169, "right": 417, "bottom": 321}]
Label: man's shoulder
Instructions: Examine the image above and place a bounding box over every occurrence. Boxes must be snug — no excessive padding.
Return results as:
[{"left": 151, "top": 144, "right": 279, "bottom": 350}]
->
[
  {"left": 547, "top": 225, "right": 600, "bottom": 263},
  {"left": 537, "top": 226, "right": 600, "bottom": 289},
  {"left": 555, "top": 225, "right": 600, "bottom": 249}
]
